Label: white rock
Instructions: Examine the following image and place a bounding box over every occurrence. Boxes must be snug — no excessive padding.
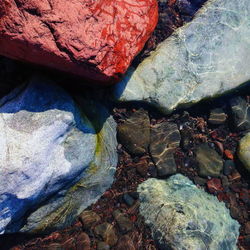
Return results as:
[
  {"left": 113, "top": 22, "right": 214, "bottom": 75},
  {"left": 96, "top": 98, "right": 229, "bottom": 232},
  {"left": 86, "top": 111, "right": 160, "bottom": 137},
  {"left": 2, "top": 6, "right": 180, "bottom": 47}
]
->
[{"left": 114, "top": 0, "right": 250, "bottom": 113}]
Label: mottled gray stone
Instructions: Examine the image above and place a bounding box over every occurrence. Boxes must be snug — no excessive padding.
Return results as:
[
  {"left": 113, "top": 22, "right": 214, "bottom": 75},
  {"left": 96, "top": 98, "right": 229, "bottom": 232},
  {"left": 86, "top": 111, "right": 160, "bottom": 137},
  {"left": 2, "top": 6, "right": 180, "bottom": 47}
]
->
[
  {"left": 114, "top": 0, "right": 250, "bottom": 114},
  {"left": 138, "top": 174, "right": 240, "bottom": 250},
  {"left": 238, "top": 132, "right": 250, "bottom": 172},
  {"left": 0, "top": 76, "right": 118, "bottom": 234},
  {"left": 230, "top": 96, "right": 250, "bottom": 132},
  {"left": 150, "top": 122, "right": 180, "bottom": 176}
]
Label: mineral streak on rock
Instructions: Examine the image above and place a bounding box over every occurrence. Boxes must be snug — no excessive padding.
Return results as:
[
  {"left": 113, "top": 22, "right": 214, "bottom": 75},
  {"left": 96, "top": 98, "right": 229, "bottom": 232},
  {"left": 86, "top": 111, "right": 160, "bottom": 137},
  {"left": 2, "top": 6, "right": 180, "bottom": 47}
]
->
[
  {"left": 0, "top": 0, "right": 158, "bottom": 85},
  {"left": 138, "top": 174, "right": 240, "bottom": 250},
  {"left": 114, "top": 0, "right": 250, "bottom": 113}
]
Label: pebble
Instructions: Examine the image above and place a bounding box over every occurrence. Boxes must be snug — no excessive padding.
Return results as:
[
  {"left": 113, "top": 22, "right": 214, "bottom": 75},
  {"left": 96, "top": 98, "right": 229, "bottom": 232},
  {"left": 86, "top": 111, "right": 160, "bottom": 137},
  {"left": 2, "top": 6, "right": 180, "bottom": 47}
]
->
[
  {"left": 94, "top": 223, "right": 118, "bottom": 247},
  {"left": 123, "top": 193, "right": 135, "bottom": 207},
  {"left": 97, "top": 241, "right": 110, "bottom": 250},
  {"left": 79, "top": 210, "right": 101, "bottom": 230},
  {"left": 116, "top": 235, "right": 136, "bottom": 250},
  {"left": 76, "top": 232, "right": 91, "bottom": 250},
  {"left": 223, "top": 160, "right": 235, "bottom": 176},
  {"left": 196, "top": 143, "right": 223, "bottom": 177},
  {"left": 208, "top": 108, "right": 227, "bottom": 125},
  {"left": 113, "top": 210, "right": 133, "bottom": 234}
]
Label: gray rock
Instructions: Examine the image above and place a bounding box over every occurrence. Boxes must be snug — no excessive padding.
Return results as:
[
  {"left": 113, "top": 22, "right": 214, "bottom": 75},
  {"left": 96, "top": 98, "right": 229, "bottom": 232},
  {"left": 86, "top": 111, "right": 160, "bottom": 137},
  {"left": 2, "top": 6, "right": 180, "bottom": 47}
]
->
[
  {"left": 114, "top": 0, "right": 250, "bottom": 114},
  {"left": 238, "top": 132, "right": 250, "bottom": 172},
  {"left": 117, "top": 109, "right": 150, "bottom": 155},
  {"left": 196, "top": 143, "right": 223, "bottom": 177},
  {"left": 230, "top": 96, "right": 250, "bottom": 132},
  {"left": 208, "top": 108, "right": 227, "bottom": 125},
  {"left": 150, "top": 122, "right": 180, "bottom": 176},
  {"left": 138, "top": 174, "right": 240, "bottom": 250},
  {"left": 0, "top": 76, "right": 118, "bottom": 234}
]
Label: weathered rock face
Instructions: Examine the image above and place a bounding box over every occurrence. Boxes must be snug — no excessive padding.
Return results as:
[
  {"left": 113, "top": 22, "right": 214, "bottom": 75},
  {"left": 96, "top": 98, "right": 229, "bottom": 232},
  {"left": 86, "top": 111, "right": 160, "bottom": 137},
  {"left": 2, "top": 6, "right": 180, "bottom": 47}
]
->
[
  {"left": 0, "top": 76, "right": 118, "bottom": 234},
  {"left": 238, "top": 132, "right": 250, "bottom": 172},
  {"left": 138, "top": 175, "right": 240, "bottom": 250},
  {"left": 0, "top": 0, "right": 158, "bottom": 85},
  {"left": 114, "top": 0, "right": 250, "bottom": 113}
]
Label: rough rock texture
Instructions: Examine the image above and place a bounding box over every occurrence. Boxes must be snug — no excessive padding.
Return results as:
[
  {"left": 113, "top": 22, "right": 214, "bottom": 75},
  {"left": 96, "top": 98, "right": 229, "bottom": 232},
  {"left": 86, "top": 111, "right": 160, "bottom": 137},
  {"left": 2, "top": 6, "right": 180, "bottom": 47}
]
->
[
  {"left": 150, "top": 122, "right": 180, "bottom": 176},
  {"left": 114, "top": 0, "right": 250, "bottom": 113},
  {"left": 0, "top": 76, "right": 118, "bottom": 234},
  {"left": 117, "top": 109, "right": 150, "bottom": 155},
  {"left": 138, "top": 174, "right": 240, "bottom": 250},
  {"left": 196, "top": 143, "right": 223, "bottom": 177},
  {"left": 0, "top": 0, "right": 158, "bottom": 85},
  {"left": 238, "top": 132, "right": 250, "bottom": 172}
]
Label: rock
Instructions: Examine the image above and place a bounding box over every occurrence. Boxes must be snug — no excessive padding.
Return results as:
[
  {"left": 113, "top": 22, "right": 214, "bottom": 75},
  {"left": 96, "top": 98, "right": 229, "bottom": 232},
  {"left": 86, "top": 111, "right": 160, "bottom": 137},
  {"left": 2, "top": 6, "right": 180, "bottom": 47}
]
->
[
  {"left": 113, "top": 210, "right": 133, "bottom": 234},
  {"left": 94, "top": 223, "right": 118, "bottom": 247},
  {"left": 123, "top": 193, "right": 135, "bottom": 207},
  {"left": 116, "top": 235, "right": 136, "bottom": 250},
  {"left": 79, "top": 210, "right": 101, "bottom": 230},
  {"left": 206, "top": 178, "right": 223, "bottom": 194},
  {"left": 229, "top": 96, "right": 250, "bottom": 132},
  {"left": 134, "top": 157, "right": 149, "bottom": 177},
  {"left": 238, "top": 132, "right": 250, "bottom": 172},
  {"left": 208, "top": 108, "right": 227, "bottom": 125},
  {"left": 0, "top": 76, "right": 118, "bottom": 234},
  {"left": 138, "top": 174, "right": 240, "bottom": 250},
  {"left": 196, "top": 143, "right": 223, "bottom": 177},
  {"left": 97, "top": 241, "right": 110, "bottom": 250},
  {"left": 0, "top": 0, "right": 158, "bottom": 85},
  {"left": 149, "top": 122, "right": 180, "bottom": 176},
  {"left": 76, "top": 232, "right": 91, "bottom": 250},
  {"left": 223, "top": 160, "right": 235, "bottom": 176},
  {"left": 114, "top": 0, "right": 250, "bottom": 113},
  {"left": 117, "top": 109, "right": 150, "bottom": 155}
]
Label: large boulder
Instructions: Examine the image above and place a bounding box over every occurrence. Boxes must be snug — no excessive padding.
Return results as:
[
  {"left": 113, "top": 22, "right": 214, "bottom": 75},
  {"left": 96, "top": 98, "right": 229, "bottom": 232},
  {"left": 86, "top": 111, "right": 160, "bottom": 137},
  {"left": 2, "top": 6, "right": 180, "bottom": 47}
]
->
[
  {"left": 138, "top": 174, "right": 240, "bottom": 250},
  {"left": 0, "top": 76, "right": 118, "bottom": 234},
  {"left": 0, "top": 0, "right": 158, "bottom": 85},
  {"left": 114, "top": 0, "right": 250, "bottom": 113}
]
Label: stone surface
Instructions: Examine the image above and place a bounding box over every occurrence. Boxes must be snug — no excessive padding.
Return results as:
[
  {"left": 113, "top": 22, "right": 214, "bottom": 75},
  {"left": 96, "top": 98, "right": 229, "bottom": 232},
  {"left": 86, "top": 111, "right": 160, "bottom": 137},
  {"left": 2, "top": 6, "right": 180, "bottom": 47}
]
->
[
  {"left": 208, "top": 108, "right": 227, "bottom": 125},
  {"left": 117, "top": 109, "right": 150, "bottom": 155},
  {"left": 138, "top": 174, "right": 240, "bottom": 250},
  {"left": 113, "top": 210, "right": 133, "bottom": 234},
  {"left": 0, "top": 76, "right": 118, "bottom": 234},
  {"left": 0, "top": 0, "right": 158, "bottom": 85},
  {"left": 94, "top": 223, "right": 118, "bottom": 247},
  {"left": 196, "top": 143, "right": 223, "bottom": 177},
  {"left": 79, "top": 210, "right": 101, "bottom": 230},
  {"left": 114, "top": 0, "right": 250, "bottom": 113},
  {"left": 229, "top": 96, "right": 250, "bottom": 132},
  {"left": 116, "top": 235, "right": 136, "bottom": 250},
  {"left": 76, "top": 232, "right": 91, "bottom": 250},
  {"left": 149, "top": 122, "right": 180, "bottom": 176},
  {"left": 238, "top": 132, "right": 250, "bottom": 172}
]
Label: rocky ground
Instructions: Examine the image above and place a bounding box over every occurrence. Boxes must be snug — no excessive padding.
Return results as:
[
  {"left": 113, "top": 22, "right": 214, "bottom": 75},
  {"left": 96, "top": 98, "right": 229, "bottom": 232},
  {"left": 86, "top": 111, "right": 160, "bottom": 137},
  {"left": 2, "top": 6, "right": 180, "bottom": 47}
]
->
[{"left": 1, "top": 0, "right": 250, "bottom": 249}]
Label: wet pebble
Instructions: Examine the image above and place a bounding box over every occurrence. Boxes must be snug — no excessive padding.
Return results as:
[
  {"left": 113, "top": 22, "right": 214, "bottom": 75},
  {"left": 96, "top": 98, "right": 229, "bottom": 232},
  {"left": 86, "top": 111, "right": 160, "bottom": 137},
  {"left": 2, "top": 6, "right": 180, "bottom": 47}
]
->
[
  {"left": 79, "top": 210, "right": 101, "bottom": 230},
  {"left": 113, "top": 210, "right": 133, "bottom": 234},
  {"left": 116, "top": 235, "right": 136, "bottom": 250},
  {"left": 97, "top": 241, "right": 110, "bottom": 250},
  {"left": 223, "top": 160, "right": 235, "bottom": 176},
  {"left": 123, "top": 193, "right": 135, "bottom": 207},
  {"left": 76, "top": 232, "right": 91, "bottom": 250},
  {"left": 208, "top": 108, "right": 227, "bottom": 125}
]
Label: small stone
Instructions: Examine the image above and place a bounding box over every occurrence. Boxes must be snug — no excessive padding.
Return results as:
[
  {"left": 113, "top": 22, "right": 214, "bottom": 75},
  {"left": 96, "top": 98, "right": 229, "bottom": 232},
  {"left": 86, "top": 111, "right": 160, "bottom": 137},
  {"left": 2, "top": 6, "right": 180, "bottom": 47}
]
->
[
  {"left": 76, "top": 232, "right": 91, "bottom": 250},
  {"left": 193, "top": 176, "right": 207, "bottom": 186},
  {"left": 94, "top": 223, "right": 118, "bottom": 246},
  {"left": 135, "top": 158, "right": 149, "bottom": 177},
  {"left": 180, "top": 128, "right": 193, "bottom": 151},
  {"left": 224, "top": 149, "right": 234, "bottom": 160},
  {"left": 238, "top": 132, "right": 250, "bottom": 172},
  {"left": 113, "top": 210, "right": 133, "bottom": 234},
  {"left": 244, "top": 222, "right": 250, "bottom": 234},
  {"left": 230, "top": 96, "right": 250, "bottom": 132},
  {"left": 116, "top": 235, "right": 136, "bottom": 250},
  {"left": 223, "top": 160, "right": 235, "bottom": 176},
  {"left": 97, "top": 241, "right": 110, "bottom": 250},
  {"left": 46, "top": 243, "right": 64, "bottom": 250},
  {"left": 208, "top": 108, "right": 227, "bottom": 125},
  {"left": 150, "top": 122, "right": 180, "bottom": 176},
  {"left": 196, "top": 143, "right": 223, "bottom": 177},
  {"left": 79, "top": 210, "right": 101, "bottom": 230},
  {"left": 123, "top": 193, "right": 135, "bottom": 207},
  {"left": 206, "top": 178, "right": 223, "bottom": 194},
  {"left": 117, "top": 109, "right": 150, "bottom": 155}
]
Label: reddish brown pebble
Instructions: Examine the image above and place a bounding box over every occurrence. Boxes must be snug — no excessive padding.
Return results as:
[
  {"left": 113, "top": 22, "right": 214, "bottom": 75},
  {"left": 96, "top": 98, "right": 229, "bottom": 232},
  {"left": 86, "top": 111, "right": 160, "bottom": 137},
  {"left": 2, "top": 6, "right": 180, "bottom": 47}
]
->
[
  {"left": 116, "top": 235, "right": 136, "bottom": 250},
  {"left": 224, "top": 149, "right": 234, "bottom": 160},
  {"left": 0, "top": 0, "right": 158, "bottom": 85},
  {"left": 76, "top": 232, "right": 91, "bottom": 250},
  {"left": 207, "top": 178, "right": 223, "bottom": 194}
]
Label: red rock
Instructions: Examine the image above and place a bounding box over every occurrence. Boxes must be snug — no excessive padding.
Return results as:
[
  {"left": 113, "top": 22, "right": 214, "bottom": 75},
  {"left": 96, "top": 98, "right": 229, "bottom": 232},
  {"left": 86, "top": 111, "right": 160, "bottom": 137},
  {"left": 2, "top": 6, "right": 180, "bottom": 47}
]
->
[
  {"left": 0, "top": 0, "right": 158, "bottom": 85},
  {"left": 224, "top": 149, "right": 234, "bottom": 160},
  {"left": 206, "top": 178, "right": 223, "bottom": 194}
]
